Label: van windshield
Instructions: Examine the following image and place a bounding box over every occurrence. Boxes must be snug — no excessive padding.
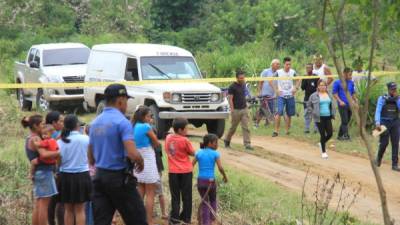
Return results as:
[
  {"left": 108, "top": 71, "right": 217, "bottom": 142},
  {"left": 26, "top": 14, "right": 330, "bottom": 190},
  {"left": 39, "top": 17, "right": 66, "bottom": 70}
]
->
[
  {"left": 140, "top": 57, "right": 201, "bottom": 80},
  {"left": 43, "top": 48, "right": 90, "bottom": 66}
]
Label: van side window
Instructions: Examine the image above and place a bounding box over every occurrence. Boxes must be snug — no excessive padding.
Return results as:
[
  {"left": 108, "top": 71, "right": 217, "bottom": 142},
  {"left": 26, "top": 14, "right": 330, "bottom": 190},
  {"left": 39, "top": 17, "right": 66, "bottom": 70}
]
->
[
  {"left": 28, "top": 49, "right": 36, "bottom": 63},
  {"left": 125, "top": 58, "right": 139, "bottom": 81}
]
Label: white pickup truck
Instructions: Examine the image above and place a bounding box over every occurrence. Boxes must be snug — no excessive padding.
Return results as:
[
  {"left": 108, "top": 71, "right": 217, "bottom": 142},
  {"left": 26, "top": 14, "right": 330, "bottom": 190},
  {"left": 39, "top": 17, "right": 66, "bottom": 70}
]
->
[
  {"left": 15, "top": 43, "right": 90, "bottom": 111},
  {"left": 83, "top": 43, "right": 229, "bottom": 138}
]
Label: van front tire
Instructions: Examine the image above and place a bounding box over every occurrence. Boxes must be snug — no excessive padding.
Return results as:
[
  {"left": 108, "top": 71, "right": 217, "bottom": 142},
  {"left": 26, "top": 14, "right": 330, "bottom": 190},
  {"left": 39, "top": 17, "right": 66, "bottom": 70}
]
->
[
  {"left": 96, "top": 100, "right": 106, "bottom": 115},
  {"left": 206, "top": 119, "right": 225, "bottom": 138},
  {"left": 149, "top": 104, "right": 169, "bottom": 139}
]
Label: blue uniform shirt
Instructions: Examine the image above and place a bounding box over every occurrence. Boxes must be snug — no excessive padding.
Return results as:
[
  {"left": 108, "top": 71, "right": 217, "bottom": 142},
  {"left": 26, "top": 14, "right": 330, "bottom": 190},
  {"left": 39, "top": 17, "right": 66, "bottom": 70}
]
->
[
  {"left": 57, "top": 131, "right": 90, "bottom": 173},
  {"left": 133, "top": 122, "right": 152, "bottom": 148},
  {"left": 260, "top": 68, "right": 276, "bottom": 97},
  {"left": 332, "top": 79, "right": 355, "bottom": 106},
  {"left": 195, "top": 147, "right": 220, "bottom": 179},
  {"left": 89, "top": 107, "right": 134, "bottom": 170},
  {"left": 374, "top": 96, "right": 400, "bottom": 125}
]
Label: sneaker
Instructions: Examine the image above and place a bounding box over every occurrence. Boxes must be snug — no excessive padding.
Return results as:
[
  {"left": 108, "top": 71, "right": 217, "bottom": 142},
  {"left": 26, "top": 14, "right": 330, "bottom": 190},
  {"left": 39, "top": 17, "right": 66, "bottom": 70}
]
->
[
  {"left": 318, "top": 142, "right": 323, "bottom": 153},
  {"left": 313, "top": 130, "right": 318, "bottom": 134},
  {"left": 337, "top": 136, "right": 345, "bottom": 141},
  {"left": 321, "top": 152, "right": 329, "bottom": 159},
  {"left": 392, "top": 165, "right": 400, "bottom": 172},
  {"left": 224, "top": 140, "right": 230, "bottom": 148},
  {"left": 272, "top": 132, "right": 278, "bottom": 137},
  {"left": 304, "top": 130, "right": 310, "bottom": 134},
  {"left": 245, "top": 146, "right": 254, "bottom": 151}
]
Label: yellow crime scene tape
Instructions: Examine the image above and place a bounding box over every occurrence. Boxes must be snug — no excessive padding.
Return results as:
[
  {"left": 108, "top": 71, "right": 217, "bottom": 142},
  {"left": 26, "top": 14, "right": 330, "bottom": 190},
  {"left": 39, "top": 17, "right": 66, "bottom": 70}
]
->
[{"left": 0, "top": 71, "right": 399, "bottom": 89}]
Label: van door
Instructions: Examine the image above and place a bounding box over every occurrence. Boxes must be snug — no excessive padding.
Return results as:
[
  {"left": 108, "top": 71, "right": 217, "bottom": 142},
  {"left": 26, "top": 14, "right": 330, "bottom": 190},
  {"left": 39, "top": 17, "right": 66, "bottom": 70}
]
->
[
  {"left": 124, "top": 57, "right": 141, "bottom": 113},
  {"left": 85, "top": 51, "right": 125, "bottom": 108}
]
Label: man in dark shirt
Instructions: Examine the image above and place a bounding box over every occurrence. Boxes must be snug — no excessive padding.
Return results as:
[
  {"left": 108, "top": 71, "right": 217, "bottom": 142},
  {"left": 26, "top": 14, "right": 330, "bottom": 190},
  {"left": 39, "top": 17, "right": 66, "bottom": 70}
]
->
[
  {"left": 224, "top": 70, "right": 253, "bottom": 150},
  {"left": 301, "top": 63, "right": 320, "bottom": 133}
]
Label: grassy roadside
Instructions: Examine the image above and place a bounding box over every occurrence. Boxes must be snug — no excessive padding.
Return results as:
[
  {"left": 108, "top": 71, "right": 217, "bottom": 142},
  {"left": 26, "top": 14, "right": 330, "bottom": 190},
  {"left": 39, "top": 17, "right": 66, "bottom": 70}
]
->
[{"left": 0, "top": 89, "right": 377, "bottom": 225}]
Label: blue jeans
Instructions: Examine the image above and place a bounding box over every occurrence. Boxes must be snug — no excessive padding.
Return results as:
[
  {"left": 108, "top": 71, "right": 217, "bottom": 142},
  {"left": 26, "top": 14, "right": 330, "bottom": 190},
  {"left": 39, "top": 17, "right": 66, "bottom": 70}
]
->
[
  {"left": 85, "top": 201, "right": 94, "bottom": 225},
  {"left": 277, "top": 96, "right": 296, "bottom": 117}
]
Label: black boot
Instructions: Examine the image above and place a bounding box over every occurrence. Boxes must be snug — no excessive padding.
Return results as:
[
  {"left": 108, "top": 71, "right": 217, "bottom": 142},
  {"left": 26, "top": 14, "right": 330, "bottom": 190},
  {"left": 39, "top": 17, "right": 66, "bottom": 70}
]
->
[{"left": 224, "top": 140, "right": 231, "bottom": 148}]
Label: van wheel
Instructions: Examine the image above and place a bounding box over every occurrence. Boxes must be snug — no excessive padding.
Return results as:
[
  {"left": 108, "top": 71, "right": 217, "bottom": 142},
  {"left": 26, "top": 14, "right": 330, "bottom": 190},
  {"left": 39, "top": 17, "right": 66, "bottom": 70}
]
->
[
  {"left": 17, "top": 88, "right": 32, "bottom": 111},
  {"left": 36, "top": 89, "right": 50, "bottom": 112},
  {"left": 206, "top": 119, "right": 225, "bottom": 138},
  {"left": 149, "top": 104, "right": 169, "bottom": 139},
  {"left": 96, "top": 100, "right": 106, "bottom": 115}
]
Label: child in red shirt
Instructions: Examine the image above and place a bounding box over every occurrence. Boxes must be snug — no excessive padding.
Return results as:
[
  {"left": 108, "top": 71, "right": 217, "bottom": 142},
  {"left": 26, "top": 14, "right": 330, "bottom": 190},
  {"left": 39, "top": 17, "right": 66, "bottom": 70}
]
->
[
  {"left": 31, "top": 125, "right": 59, "bottom": 178},
  {"left": 165, "top": 118, "right": 195, "bottom": 225}
]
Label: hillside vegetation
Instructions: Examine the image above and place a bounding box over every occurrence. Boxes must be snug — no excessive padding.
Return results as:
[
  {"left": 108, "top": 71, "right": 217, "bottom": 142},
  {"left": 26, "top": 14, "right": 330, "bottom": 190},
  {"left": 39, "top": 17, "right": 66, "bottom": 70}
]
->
[{"left": 1, "top": 0, "right": 399, "bottom": 83}]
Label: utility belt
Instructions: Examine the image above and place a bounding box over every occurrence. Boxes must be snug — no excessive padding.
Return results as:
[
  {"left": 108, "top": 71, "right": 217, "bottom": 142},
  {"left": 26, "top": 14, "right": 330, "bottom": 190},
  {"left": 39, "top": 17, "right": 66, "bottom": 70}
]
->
[{"left": 96, "top": 166, "right": 137, "bottom": 186}]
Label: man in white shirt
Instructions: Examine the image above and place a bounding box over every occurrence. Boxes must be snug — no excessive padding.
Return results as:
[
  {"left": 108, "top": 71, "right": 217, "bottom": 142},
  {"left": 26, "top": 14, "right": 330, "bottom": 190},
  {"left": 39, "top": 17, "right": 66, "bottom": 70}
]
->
[
  {"left": 271, "top": 57, "right": 300, "bottom": 137},
  {"left": 313, "top": 54, "right": 333, "bottom": 85}
]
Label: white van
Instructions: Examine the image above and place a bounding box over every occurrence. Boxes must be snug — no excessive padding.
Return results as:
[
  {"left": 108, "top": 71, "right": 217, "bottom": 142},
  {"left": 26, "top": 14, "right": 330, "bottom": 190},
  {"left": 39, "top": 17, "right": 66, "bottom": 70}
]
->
[{"left": 83, "top": 43, "right": 229, "bottom": 138}]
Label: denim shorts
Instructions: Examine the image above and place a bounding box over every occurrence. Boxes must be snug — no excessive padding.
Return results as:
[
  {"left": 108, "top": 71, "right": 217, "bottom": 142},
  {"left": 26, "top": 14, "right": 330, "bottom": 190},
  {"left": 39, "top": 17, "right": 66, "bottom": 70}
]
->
[
  {"left": 33, "top": 170, "right": 58, "bottom": 198},
  {"left": 277, "top": 96, "right": 296, "bottom": 116}
]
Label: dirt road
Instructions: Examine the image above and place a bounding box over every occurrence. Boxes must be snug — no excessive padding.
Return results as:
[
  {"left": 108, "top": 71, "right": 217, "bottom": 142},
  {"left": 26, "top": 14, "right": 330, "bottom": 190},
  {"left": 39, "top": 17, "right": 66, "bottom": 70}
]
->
[{"left": 192, "top": 131, "right": 400, "bottom": 225}]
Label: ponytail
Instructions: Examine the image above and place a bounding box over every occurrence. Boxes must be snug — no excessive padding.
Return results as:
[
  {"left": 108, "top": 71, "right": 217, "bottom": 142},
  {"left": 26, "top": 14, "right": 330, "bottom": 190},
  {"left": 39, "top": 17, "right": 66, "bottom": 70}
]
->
[
  {"left": 21, "top": 115, "right": 43, "bottom": 130},
  {"left": 61, "top": 129, "right": 72, "bottom": 143},
  {"left": 132, "top": 105, "right": 151, "bottom": 127},
  {"left": 61, "top": 114, "right": 80, "bottom": 143},
  {"left": 201, "top": 133, "right": 218, "bottom": 149},
  {"left": 21, "top": 116, "right": 30, "bottom": 128}
]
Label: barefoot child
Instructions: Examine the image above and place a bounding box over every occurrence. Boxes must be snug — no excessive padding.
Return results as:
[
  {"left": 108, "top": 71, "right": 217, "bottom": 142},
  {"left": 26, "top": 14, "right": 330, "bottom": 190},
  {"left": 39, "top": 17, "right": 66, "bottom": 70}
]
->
[
  {"left": 151, "top": 118, "right": 168, "bottom": 220},
  {"left": 193, "top": 134, "right": 228, "bottom": 225}
]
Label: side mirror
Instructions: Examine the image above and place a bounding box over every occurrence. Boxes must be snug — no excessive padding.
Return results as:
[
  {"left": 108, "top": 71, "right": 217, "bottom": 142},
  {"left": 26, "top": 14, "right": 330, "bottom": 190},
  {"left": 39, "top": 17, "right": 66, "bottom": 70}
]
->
[{"left": 29, "top": 61, "right": 39, "bottom": 68}]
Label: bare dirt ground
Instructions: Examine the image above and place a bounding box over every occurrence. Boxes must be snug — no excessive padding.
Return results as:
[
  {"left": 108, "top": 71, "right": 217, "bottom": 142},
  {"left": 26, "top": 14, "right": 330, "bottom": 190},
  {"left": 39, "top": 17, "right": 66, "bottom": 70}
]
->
[{"left": 191, "top": 130, "right": 400, "bottom": 225}]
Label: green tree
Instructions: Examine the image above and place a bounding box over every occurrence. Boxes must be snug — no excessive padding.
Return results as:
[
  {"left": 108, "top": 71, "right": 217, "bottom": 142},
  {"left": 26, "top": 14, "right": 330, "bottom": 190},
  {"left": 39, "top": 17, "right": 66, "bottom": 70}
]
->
[{"left": 151, "top": 0, "right": 204, "bottom": 31}]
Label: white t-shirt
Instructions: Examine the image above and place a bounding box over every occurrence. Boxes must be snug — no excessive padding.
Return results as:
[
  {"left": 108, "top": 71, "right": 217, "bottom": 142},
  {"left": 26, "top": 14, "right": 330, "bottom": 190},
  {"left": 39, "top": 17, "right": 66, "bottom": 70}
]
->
[
  {"left": 276, "top": 68, "right": 297, "bottom": 97},
  {"left": 313, "top": 64, "right": 328, "bottom": 82}
]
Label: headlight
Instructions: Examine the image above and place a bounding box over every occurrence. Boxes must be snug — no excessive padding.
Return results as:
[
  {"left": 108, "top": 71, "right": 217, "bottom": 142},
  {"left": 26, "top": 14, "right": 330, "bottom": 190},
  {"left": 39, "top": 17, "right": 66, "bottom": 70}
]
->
[
  {"left": 211, "top": 93, "right": 220, "bottom": 102},
  {"left": 163, "top": 92, "right": 171, "bottom": 102},
  {"left": 172, "top": 93, "right": 181, "bottom": 102}
]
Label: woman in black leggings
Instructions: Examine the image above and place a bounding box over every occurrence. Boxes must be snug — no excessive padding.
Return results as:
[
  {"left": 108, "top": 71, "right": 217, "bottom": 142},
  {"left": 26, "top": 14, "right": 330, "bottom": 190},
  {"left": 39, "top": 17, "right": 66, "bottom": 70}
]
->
[{"left": 307, "top": 80, "right": 336, "bottom": 159}]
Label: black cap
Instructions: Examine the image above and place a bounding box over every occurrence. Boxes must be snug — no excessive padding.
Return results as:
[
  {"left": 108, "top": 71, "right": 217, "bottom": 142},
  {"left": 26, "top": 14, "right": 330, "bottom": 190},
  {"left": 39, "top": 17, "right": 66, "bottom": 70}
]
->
[
  {"left": 104, "top": 84, "right": 132, "bottom": 99},
  {"left": 387, "top": 82, "right": 397, "bottom": 90}
]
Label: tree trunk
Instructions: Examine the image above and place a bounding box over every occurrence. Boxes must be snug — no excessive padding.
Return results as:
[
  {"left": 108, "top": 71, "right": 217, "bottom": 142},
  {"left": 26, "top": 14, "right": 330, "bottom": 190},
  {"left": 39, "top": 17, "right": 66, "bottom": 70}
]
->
[{"left": 320, "top": 0, "right": 393, "bottom": 224}]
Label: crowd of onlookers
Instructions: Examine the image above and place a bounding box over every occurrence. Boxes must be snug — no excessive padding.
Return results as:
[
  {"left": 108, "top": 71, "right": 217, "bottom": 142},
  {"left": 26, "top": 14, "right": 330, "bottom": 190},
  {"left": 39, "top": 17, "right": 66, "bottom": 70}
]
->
[
  {"left": 22, "top": 55, "right": 400, "bottom": 225},
  {"left": 225, "top": 55, "right": 399, "bottom": 166},
  {"left": 23, "top": 84, "right": 227, "bottom": 225}
]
